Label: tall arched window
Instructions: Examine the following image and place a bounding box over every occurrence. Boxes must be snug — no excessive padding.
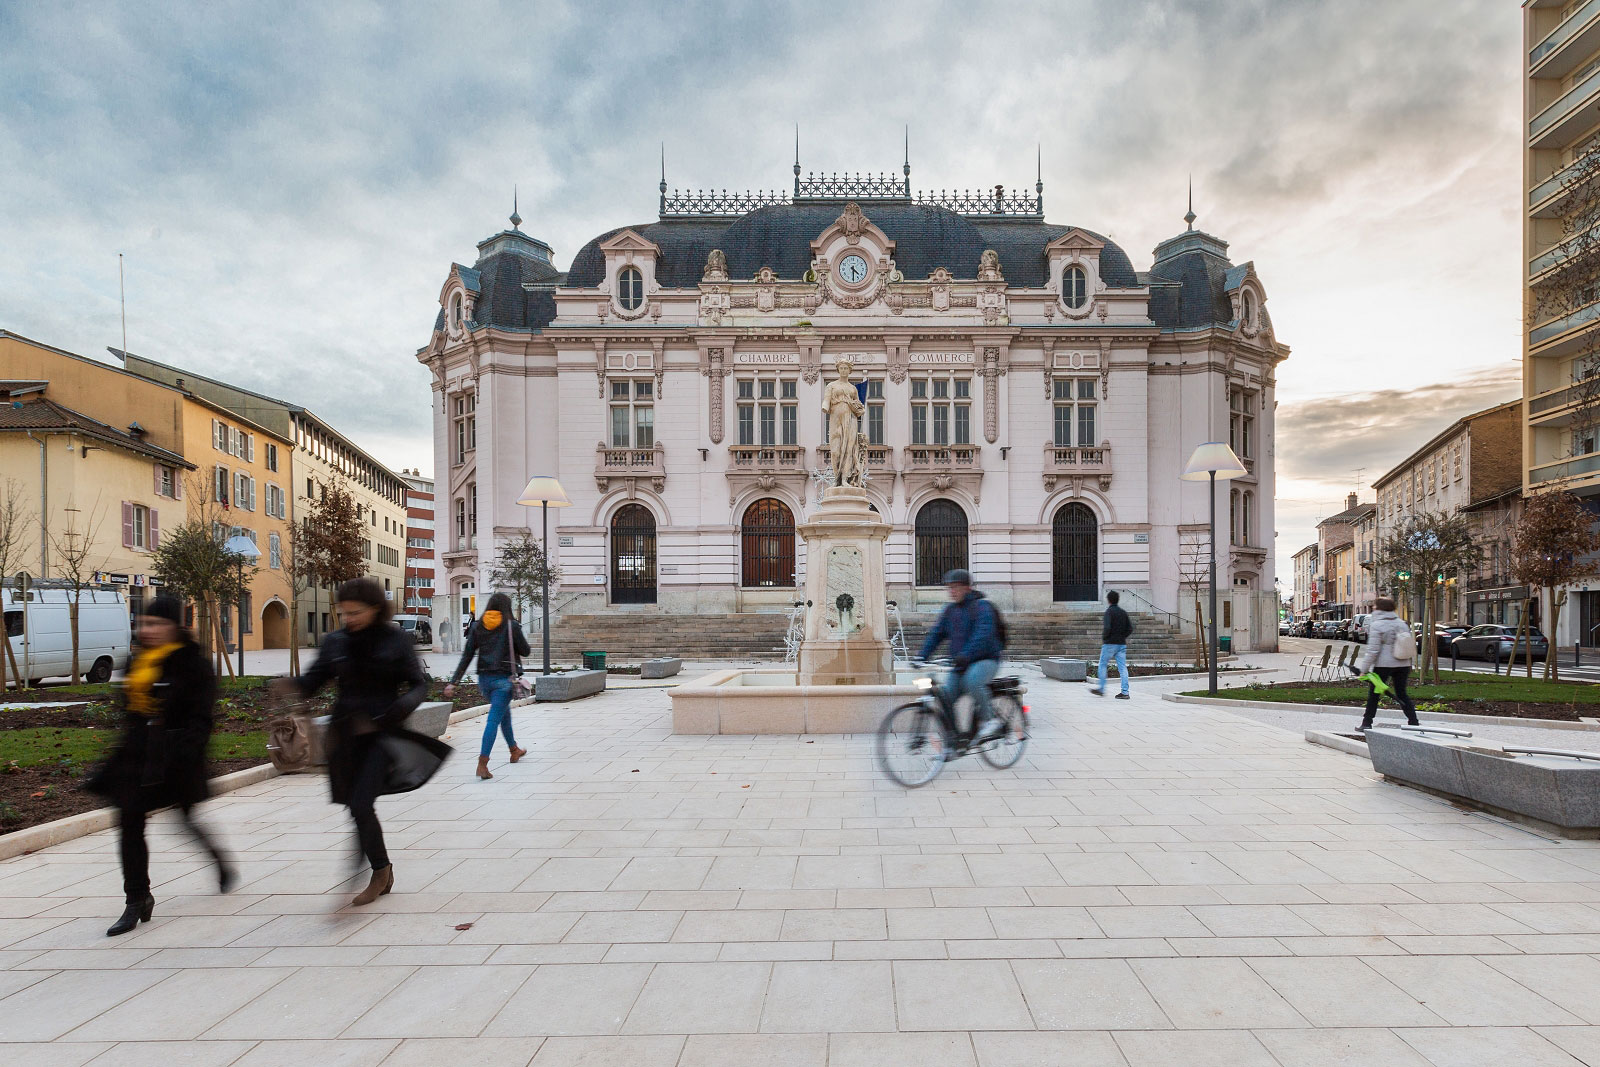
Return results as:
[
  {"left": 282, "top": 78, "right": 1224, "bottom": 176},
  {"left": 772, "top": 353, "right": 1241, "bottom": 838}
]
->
[
  {"left": 1051, "top": 502, "right": 1098, "bottom": 601},
  {"left": 1241, "top": 491, "right": 1254, "bottom": 547},
  {"left": 1229, "top": 488, "right": 1240, "bottom": 545},
  {"left": 618, "top": 267, "right": 644, "bottom": 310},
  {"left": 611, "top": 504, "right": 657, "bottom": 604},
  {"left": 915, "top": 500, "right": 968, "bottom": 586},
  {"left": 1063, "top": 265, "right": 1088, "bottom": 309},
  {"left": 741, "top": 498, "right": 795, "bottom": 587}
]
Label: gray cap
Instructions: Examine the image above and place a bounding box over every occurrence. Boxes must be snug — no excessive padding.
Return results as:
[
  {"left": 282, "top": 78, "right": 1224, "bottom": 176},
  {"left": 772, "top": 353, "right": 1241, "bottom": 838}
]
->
[{"left": 942, "top": 569, "right": 973, "bottom": 586}]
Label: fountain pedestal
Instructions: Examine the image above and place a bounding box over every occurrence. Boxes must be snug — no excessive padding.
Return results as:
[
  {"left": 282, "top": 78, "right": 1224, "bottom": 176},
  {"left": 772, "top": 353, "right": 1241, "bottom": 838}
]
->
[{"left": 796, "top": 486, "right": 895, "bottom": 686}]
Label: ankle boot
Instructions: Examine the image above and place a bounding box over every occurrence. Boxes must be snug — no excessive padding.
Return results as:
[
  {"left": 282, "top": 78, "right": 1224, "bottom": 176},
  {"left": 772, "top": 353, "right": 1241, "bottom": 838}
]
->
[
  {"left": 508, "top": 746, "right": 527, "bottom": 763},
  {"left": 476, "top": 756, "right": 494, "bottom": 780},
  {"left": 352, "top": 864, "right": 393, "bottom": 906},
  {"left": 107, "top": 893, "right": 154, "bottom": 937}
]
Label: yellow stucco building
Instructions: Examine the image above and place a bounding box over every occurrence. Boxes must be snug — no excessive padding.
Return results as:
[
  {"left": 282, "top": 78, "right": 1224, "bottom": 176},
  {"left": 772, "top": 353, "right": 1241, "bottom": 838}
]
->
[{"left": 0, "top": 331, "right": 294, "bottom": 650}]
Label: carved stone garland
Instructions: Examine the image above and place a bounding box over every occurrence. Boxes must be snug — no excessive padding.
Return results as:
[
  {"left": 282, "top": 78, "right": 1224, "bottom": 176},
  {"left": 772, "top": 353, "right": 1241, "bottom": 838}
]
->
[
  {"left": 703, "top": 348, "right": 729, "bottom": 443},
  {"left": 982, "top": 347, "right": 1002, "bottom": 444}
]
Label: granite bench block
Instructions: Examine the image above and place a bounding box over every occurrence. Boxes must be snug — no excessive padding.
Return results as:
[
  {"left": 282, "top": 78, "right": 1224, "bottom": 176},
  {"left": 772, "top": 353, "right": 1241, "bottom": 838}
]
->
[
  {"left": 641, "top": 657, "right": 683, "bottom": 679},
  {"left": 1041, "top": 658, "right": 1088, "bottom": 682},
  {"left": 404, "top": 701, "right": 452, "bottom": 738},
  {"left": 535, "top": 669, "right": 608, "bottom": 702},
  {"left": 1364, "top": 728, "right": 1470, "bottom": 797},
  {"left": 1459, "top": 749, "right": 1600, "bottom": 829}
]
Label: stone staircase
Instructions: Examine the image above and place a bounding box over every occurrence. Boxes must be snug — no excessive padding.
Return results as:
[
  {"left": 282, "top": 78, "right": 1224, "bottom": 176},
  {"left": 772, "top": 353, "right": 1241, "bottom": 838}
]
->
[{"left": 545, "top": 609, "right": 1195, "bottom": 664}]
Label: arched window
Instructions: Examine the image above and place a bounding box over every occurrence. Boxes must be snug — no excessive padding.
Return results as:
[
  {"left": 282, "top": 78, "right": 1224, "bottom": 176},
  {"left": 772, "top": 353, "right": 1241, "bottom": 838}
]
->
[
  {"left": 618, "top": 267, "right": 644, "bottom": 311},
  {"left": 1051, "top": 502, "right": 1098, "bottom": 601},
  {"left": 450, "top": 292, "right": 464, "bottom": 331},
  {"left": 611, "top": 504, "right": 657, "bottom": 604},
  {"left": 1242, "top": 289, "right": 1258, "bottom": 328},
  {"left": 741, "top": 498, "right": 795, "bottom": 587},
  {"left": 1063, "top": 265, "right": 1087, "bottom": 310},
  {"left": 915, "top": 500, "right": 968, "bottom": 586}
]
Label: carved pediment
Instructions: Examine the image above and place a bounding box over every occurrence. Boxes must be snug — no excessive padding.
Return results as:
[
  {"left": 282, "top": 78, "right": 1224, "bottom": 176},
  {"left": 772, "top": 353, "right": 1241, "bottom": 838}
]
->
[
  {"left": 1045, "top": 229, "right": 1107, "bottom": 256},
  {"left": 598, "top": 229, "right": 662, "bottom": 261},
  {"left": 810, "top": 202, "right": 896, "bottom": 257}
]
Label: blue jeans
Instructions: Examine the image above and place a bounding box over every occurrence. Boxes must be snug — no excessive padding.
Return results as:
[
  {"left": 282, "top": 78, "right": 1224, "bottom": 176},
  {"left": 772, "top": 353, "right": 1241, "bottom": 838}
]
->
[
  {"left": 478, "top": 673, "right": 518, "bottom": 758},
  {"left": 1096, "top": 644, "right": 1129, "bottom": 694},
  {"left": 942, "top": 658, "right": 999, "bottom": 734}
]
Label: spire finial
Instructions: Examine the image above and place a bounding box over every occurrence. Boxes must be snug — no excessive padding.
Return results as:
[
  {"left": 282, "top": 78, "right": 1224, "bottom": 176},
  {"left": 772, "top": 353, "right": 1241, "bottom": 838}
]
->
[
  {"left": 1184, "top": 174, "right": 1196, "bottom": 231},
  {"left": 659, "top": 143, "right": 666, "bottom": 193},
  {"left": 1036, "top": 144, "right": 1043, "bottom": 192},
  {"left": 794, "top": 124, "right": 801, "bottom": 195},
  {"left": 510, "top": 185, "right": 521, "bottom": 230}
]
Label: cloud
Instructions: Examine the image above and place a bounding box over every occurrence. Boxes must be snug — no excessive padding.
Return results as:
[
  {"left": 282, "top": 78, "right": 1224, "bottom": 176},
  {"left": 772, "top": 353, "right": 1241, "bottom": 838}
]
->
[
  {"left": 0, "top": 1, "right": 1524, "bottom": 533},
  {"left": 1274, "top": 368, "right": 1521, "bottom": 575}
]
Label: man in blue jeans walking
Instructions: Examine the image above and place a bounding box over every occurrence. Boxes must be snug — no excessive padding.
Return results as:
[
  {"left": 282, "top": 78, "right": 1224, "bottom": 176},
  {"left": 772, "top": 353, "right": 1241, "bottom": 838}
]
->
[
  {"left": 1089, "top": 589, "right": 1134, "bottom": 699},
  {"left": 918, "top": 569, "right": 1006, "bottom": 742}
]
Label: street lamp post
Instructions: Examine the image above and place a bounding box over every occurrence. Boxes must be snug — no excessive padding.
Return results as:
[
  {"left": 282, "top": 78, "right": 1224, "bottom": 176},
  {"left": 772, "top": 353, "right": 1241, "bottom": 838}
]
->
[
  {"left": 223, "top": 535, "right": 262, "bottom": 679},
  {"left": 1181, "top": 442, "right": 1248, "bottom": 696},
  {"left": 516, "top": 476, "right": 571, "bottom": 675}
]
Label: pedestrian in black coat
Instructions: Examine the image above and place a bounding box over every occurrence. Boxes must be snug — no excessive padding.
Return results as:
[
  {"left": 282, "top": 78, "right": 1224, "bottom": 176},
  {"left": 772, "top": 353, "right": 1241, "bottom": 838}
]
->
[
  {"left": 88, "top": 596, "right": 234, "bottom": 937},
  {"left": 273, "top": 577, "right": 448, "bottom": 906}
]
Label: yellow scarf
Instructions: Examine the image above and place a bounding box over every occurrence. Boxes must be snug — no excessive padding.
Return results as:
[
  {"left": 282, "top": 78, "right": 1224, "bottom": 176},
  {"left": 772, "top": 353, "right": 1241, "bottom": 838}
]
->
[{"left": 126, "top": 642, "right": 182, "bottom": 717}]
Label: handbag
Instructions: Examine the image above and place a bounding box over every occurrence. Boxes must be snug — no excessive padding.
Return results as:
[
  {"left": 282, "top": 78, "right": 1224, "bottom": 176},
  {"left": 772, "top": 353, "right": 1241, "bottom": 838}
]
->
[
  {"left": 511, "top": 630, "right": 532, "bottom": 699},
  {"left": 266, "top": 711, "right": 316, "bottom": 772}
]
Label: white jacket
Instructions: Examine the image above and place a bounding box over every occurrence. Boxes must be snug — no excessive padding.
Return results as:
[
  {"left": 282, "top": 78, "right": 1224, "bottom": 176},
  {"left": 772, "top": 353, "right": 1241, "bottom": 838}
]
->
[{"left": 1358, "top": 610, "right": 1411, "bottom": 671}]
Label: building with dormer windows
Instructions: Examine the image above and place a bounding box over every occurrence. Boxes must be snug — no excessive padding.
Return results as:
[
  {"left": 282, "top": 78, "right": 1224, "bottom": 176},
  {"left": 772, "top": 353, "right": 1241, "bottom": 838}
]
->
[{"left": 418, "top": 163, "right": 1288, "bottom": 651}]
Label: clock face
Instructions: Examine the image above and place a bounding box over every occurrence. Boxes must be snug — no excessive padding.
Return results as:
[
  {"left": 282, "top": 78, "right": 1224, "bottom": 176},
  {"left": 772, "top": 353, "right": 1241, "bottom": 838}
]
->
[{"left": 837, "top": 254, "right": 869, "bottom": 285}]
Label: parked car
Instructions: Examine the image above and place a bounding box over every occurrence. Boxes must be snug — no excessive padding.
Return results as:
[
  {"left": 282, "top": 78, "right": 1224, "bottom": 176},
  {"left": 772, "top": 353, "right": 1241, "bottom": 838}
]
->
[
  {"left": 1279, "top": 620, "right": 1293, "bottom": 636},
  {"left": 1313, "top": 620, "right": 1342, "bottom": 640},
  {"left": 393, "top": 613, "right": 433, "bottom": 647},
  {"left": 1449, "top": 624, "right": 1548, "bottom": 662},
  {"left": 1, "top": 586, "right": 132, "bottom": 684},
  {"left": 1347, "top": 614, "right": 1371, "bottom": 643}
]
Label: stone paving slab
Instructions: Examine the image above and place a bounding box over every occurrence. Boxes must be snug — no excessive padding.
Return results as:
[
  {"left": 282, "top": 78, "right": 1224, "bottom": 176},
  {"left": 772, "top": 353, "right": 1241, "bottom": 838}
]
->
[{"left": 7, "top": 659, "right": 1600, "bottom": 1064}]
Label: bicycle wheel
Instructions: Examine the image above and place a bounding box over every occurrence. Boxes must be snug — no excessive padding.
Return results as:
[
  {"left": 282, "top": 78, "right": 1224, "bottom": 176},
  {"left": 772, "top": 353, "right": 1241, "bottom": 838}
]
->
[
  {"left": 877, "top": 702, "right": 947, "bottom": 787},
  {"left": 978, "top": 693, "right": 1028, "bottom": 769}
]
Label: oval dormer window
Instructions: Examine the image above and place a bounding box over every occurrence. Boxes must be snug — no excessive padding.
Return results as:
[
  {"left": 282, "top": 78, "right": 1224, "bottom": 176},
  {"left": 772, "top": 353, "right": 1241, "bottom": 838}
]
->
[
  {"left": 618, "top": 267, "right": 644, "bottom": 311},
  {"left": 1242, "top": 289, "right": 1258, "bottom": 329},
  {"left": 1063, "top": 265, "right": 1088, "bottom": 310},
  {"left": 450, "top": 292, "right": 464, "bottom": 332}
]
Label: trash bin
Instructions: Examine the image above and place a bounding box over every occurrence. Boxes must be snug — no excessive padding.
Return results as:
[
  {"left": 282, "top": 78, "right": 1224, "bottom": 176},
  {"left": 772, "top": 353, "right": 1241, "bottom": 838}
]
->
[
  {"left": 1218, "top": 635, "right": 1232, "bottom": 654},
  {"left": 582, "top": 651, "right": 607, "bottom": 671}
]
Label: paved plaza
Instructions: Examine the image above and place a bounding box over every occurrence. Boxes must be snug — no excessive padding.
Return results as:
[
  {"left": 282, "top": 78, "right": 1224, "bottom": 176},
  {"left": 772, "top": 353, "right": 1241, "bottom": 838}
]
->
[{"left": 7, "top": 663, "right": 1600, "bottom": 1066}]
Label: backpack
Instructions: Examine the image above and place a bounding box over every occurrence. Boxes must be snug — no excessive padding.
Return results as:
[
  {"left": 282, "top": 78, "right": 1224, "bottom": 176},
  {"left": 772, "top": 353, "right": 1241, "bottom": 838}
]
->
[
  {"left": 1391, "top": 625, "right": 1416, "bottom": 662},
  {"left": 986, "top": 600, "right": 1009, "bottom": 648}
]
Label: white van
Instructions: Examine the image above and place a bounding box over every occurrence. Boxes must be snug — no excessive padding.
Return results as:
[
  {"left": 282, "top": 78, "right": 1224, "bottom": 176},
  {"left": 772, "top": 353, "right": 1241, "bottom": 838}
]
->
[
  {"left": 393, "top": 614, "right": 433, "bottom": 648},
  {"left": 2, "top": 587, "right": 132, "bottom": 684}
]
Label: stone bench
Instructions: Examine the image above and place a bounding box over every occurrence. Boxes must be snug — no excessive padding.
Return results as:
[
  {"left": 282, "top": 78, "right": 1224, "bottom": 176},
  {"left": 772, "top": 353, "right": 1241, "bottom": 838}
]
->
[
  {"left": 641, "top": 657, "right": 683, "bottom": 679},
  {"left": 1041, "top": 658, "right": 1088, "bottom": 682},
  {"left": 535, "top": 669, "right": 608, "bottom": 702},
  {"left": 1365, "top": 727, "right": 1600, "bottom": 834},
  {"left": 404, "top": 701, "right": 452, "bottom": 739}
]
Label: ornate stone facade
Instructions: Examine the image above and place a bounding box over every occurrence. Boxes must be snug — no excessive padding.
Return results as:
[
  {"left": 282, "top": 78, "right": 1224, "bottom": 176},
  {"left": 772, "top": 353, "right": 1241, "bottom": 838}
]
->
[{"left": 419, "top": 170, "right": 1290, "bottom": 649}]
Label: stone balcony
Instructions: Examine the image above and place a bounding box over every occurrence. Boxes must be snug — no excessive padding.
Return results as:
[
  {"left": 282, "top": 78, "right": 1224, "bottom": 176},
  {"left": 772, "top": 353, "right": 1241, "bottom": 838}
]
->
[
  {"left": 726, "top": 445, "right": 809, "bottom": 505},
  {"left": 902, "top": 445, "right": 982, "bottom": 503},
  {"left": 595, "top": 442, "right": 666, "bottom": 493},
  {"left": 815, "top": 444, "right": 896, "bottom": 473},
  {"left": 1041, "top": 443, "right": 1112, "bottom": 492}
]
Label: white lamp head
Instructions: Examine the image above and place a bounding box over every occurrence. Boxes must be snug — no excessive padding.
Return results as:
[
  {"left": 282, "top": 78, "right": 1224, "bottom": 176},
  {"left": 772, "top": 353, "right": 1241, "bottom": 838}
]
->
[
  {"left": 517, "top": 476, "right": 572, "bottom": 507},
  {"left": 1180, "top": 442, "right": 1247, "bottom": 482}
]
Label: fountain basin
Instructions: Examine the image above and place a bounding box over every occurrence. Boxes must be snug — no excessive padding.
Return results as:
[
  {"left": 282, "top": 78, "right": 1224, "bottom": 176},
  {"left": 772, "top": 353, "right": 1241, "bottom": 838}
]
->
[{"left": 671, "top": 668, "right": 922, "bottom": 734}]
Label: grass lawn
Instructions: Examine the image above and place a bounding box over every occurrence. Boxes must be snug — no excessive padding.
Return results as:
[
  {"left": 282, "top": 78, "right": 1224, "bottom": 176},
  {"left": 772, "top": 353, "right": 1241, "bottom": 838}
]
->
[
  {"left": 0, "top": 728, "right": 268, "bottom": 769},
  {"left": 1183, "top": 671, "right": 1599, "bottom": 721}
]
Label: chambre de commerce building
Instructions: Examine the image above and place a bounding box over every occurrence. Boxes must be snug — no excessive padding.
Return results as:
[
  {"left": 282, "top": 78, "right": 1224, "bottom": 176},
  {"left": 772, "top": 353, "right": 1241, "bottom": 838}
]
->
[{"left": 418, "top": 166, "right": 1287, "bottom": 652}]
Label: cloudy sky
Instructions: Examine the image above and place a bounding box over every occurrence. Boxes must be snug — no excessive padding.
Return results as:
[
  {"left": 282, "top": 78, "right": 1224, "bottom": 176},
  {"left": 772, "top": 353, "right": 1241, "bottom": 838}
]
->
[{"left": 0, "top": 1, "right": 1524, "bottom": 581}]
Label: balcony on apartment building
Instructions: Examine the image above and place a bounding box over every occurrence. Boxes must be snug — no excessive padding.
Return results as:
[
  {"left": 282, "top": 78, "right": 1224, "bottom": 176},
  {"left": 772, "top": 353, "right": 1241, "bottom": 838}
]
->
[
  {"left": 1529, "top": 448, "right": 1600, "bottom": 487},
  {"left": 1529, "top": 50, "right": 1600, "bottom": 148},
  {"left": 1530, "top": 300, "right": 1600, "bottom": 351},
  {"left": 1532, "top": 0, "right": 1600, "bottom": 79}
]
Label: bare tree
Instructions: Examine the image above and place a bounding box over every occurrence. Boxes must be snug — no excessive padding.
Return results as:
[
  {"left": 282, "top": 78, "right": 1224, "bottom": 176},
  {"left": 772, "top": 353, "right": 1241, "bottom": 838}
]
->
[
  {"left": 0, "top": 479, "right": 36, "bottom": 691},
  {"left": 1379, "top": 511, "right": 1482, "bottom": 683},
  {"left": 1511, "top": 490, "right": 1600, "bottom": 681},
  {"left": 48, "top": 496, "right": 109, "bottom": 684},
  {"left": 488, "top": 531, "right": 561, "bottom": 623},
  {"left": 1178, "top": 530, "right": 1211, "bottom": 669}
]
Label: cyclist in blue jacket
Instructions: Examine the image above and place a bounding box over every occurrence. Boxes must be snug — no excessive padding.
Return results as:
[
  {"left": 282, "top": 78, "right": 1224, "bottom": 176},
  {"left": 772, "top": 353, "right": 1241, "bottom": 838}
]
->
[{"left": 918, "top": 569, "right": 1005, "bottom": 742}]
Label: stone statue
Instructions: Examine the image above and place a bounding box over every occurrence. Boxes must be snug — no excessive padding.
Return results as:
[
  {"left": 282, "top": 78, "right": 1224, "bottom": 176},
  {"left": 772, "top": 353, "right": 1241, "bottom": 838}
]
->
[
  {"left": 703, "top": 248, "right": 728, "bottom": 281},
  {"left": 823, "top": 359, "right": 866, "bottom": 487}
]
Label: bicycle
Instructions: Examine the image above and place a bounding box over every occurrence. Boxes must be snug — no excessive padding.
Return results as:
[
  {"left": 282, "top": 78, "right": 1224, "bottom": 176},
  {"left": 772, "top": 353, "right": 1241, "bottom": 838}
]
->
[{"left": 876, "top": 659, "right": 1028, "bottom": 787}]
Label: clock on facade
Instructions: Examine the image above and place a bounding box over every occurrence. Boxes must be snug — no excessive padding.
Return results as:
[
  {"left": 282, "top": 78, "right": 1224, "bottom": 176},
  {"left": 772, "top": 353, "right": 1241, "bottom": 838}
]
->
[{"left": 836, "top": 254, "right": 869, "bottom": 285}]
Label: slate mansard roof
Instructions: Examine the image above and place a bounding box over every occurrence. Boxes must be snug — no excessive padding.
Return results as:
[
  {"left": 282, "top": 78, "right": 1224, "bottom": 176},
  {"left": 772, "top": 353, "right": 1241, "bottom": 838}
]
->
[{"left": 455, "top": 199, "right": 1247, "bottom": 337}]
